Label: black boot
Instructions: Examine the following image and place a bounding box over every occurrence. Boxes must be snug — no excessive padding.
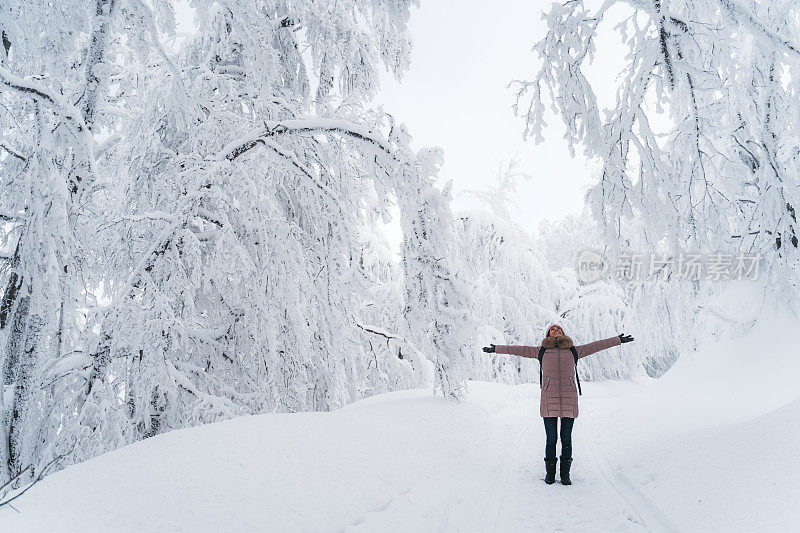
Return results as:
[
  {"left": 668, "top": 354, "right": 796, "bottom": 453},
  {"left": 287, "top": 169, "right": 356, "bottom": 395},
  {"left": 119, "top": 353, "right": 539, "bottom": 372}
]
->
[
  {"left": 544, "top": 457, "right": 557, "bottom": 484},
  {"left": 559, "top": 456, "right": 572, "bottom": 485}
]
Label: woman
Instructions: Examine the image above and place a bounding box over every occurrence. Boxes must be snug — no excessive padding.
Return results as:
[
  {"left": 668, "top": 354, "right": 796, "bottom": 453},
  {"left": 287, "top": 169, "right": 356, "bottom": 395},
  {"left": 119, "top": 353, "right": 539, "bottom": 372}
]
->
[{"left": 483, "top": 324, "right": 634, "bottom": 485}]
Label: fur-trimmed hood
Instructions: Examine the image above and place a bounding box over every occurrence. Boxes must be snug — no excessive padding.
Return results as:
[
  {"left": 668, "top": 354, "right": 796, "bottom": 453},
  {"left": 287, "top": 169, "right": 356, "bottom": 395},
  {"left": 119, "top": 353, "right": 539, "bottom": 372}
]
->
[{"left": 541, "top": 335, "right": 574, "bottom": 349}]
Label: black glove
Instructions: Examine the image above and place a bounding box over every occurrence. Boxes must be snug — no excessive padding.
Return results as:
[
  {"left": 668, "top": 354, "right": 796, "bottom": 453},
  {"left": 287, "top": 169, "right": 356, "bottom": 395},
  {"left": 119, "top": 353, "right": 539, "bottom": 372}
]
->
[
  {"left": 482, "top": 344, "right": 496, "bottom": 353},
  {"left": 618, "top": 333, "right": 634, "bottom": 343}
]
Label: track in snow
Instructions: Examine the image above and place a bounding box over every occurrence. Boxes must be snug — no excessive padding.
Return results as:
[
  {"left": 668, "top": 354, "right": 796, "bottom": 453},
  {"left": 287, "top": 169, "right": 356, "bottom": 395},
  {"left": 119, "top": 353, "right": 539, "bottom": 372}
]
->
[
  {"left": 485, "top": 410, "right": 650, "bottom": 532},
  {"left": 489, "top": 419, "right": 537, "bottom": 532},
  {"left": 581, "top": 421, "right": 678, "bottom": 532}
]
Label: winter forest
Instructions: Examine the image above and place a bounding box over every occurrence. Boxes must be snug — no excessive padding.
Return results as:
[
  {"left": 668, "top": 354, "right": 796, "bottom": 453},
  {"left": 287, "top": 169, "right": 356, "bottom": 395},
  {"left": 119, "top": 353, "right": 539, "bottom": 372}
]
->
[{"left": 1, "top": 0, "right": 799, "bottom": 531}]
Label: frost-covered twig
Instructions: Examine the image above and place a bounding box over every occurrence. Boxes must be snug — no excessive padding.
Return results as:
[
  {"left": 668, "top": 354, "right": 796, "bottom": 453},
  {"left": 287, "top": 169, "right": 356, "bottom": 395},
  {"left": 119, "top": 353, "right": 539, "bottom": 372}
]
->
[
  {"left": 717, "top": 0, "right": 800, "bottom": 58},
  {"left": 0, "top": 454, "right": 64, "bottom": 505},
  {"left": 0, "top": 141, "right": 26, "bottom": 161},
  {"left": 0, "top": 65, "right": 96, "bottom": 179},
  {"left": 0, "top": 67, "right": 90, "bottom": 135}
]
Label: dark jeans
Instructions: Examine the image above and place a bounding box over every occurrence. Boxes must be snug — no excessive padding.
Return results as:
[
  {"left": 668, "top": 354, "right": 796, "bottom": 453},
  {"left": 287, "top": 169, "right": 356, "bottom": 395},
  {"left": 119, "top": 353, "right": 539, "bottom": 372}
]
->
[{"left": 543, "top": 416, "right": 575, "bottom": 459}]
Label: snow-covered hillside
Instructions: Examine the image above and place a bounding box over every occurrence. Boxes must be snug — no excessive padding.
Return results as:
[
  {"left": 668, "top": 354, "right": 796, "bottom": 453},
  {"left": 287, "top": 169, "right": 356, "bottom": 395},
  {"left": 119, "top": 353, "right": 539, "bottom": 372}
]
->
[{"left": 2, "top": 304, "right": 798, "bottom": 532}]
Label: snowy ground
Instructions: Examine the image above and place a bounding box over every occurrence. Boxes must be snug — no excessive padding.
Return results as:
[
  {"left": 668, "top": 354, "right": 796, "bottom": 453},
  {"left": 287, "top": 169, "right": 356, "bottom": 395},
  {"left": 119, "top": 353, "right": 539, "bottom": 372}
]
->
[{"left": 3, "top": 305, "right": 798, "bottom": 532}]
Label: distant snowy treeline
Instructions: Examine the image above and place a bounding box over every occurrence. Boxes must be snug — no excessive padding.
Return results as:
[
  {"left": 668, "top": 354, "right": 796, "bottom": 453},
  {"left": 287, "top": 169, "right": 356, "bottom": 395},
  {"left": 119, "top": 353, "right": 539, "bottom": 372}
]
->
[{"left": 1, "top": 0, "right": 798, "bottom": 492}]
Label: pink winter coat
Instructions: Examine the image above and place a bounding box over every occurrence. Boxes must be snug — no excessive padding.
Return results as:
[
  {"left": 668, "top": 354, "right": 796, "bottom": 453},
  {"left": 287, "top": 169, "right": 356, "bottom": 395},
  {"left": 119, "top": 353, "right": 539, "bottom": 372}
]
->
[{"left": 494, "top": 333, "right": 621, "bottom": 418}]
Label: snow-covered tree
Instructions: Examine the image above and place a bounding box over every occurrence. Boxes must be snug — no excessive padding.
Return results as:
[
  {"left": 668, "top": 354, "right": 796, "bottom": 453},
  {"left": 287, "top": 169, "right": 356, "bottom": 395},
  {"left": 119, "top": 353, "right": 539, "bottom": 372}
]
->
[
  {"left": 451, "top": 210, "right": 552, "bottom": 384},
  {"left": 460, "top": 158, "right": 532, "bottom": 222},
  {"left": 59, "top": 0, "right": 432, "bottom": 458},
  {"left": 397, "top": 149, "right": 476, "bottom": 401},
  {"left": 0, "top": 0, "right": 476, "bottom": 488},
  {"left": 0, "top": 0, "right": 141, "bottom": 480},
  {"left": 453, "top": 197, "right": 691, "bottom": 383},
  {"left": 515, "top": 0, "right": 800, "bottom": 313}
]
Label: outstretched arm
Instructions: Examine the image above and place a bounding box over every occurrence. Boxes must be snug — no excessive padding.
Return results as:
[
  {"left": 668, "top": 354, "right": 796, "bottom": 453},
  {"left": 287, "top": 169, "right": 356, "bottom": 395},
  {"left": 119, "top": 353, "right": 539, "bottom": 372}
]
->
[
  {"left": 492, "top": 344, "right": 541, "bottom": 358},
  {"left": 575, "top": 335, "right": 622, "bottom": 359}
]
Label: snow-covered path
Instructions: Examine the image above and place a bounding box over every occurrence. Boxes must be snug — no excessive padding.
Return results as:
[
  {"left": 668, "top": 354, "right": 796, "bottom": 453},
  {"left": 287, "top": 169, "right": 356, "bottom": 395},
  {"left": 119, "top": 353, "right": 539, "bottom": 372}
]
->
[
  {"left": 2, "top": 306, "right": 799, "bottom": 532},
  {"left": 0, "top": 383, "right": 697, "bottom": 532},
  {"left": 477, "top": 390, "right": 653, "bottom": 533}
]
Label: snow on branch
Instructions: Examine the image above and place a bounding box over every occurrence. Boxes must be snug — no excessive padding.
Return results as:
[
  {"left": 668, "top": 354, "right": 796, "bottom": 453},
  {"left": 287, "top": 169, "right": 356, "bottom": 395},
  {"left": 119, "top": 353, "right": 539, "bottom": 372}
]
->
[
  {"left": 165, "top": 360, "right": 240, "bottom": 417},
  {"left": 717, "top": 0, "right": 800, "bottom": 58},
  {"left": 0, "top": 65, "right": 96, "bottom": 174},
  {"left": 357, "top": 322, "right": 401, "bottom": 340},
  {"left": 100, "top": 115, "right": 388, "bottom": 324},
  {"left": 221, "top": 118, "right": 398, "bottom": 162},
  {"left": 0, "top": 141, "right": 26, "bottom": 161},
  {"left": 260, "top": 138, "right": 347, "bottom": 214},
  {"left": 0, "top": 66, "right": 92, "bottom": 138},
  {"left": 127, "top": 0, "right": 194, "bottom": 109}
]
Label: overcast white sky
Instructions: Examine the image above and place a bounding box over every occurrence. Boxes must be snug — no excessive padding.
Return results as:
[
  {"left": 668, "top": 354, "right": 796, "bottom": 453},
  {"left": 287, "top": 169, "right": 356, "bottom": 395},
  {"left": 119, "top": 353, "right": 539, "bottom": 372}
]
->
[
  {"left": 373, "top": 0, "right": 625, "bottom": 234},
  {"left": 372, "top": 0, "right": 584, "bottom": 233}
]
